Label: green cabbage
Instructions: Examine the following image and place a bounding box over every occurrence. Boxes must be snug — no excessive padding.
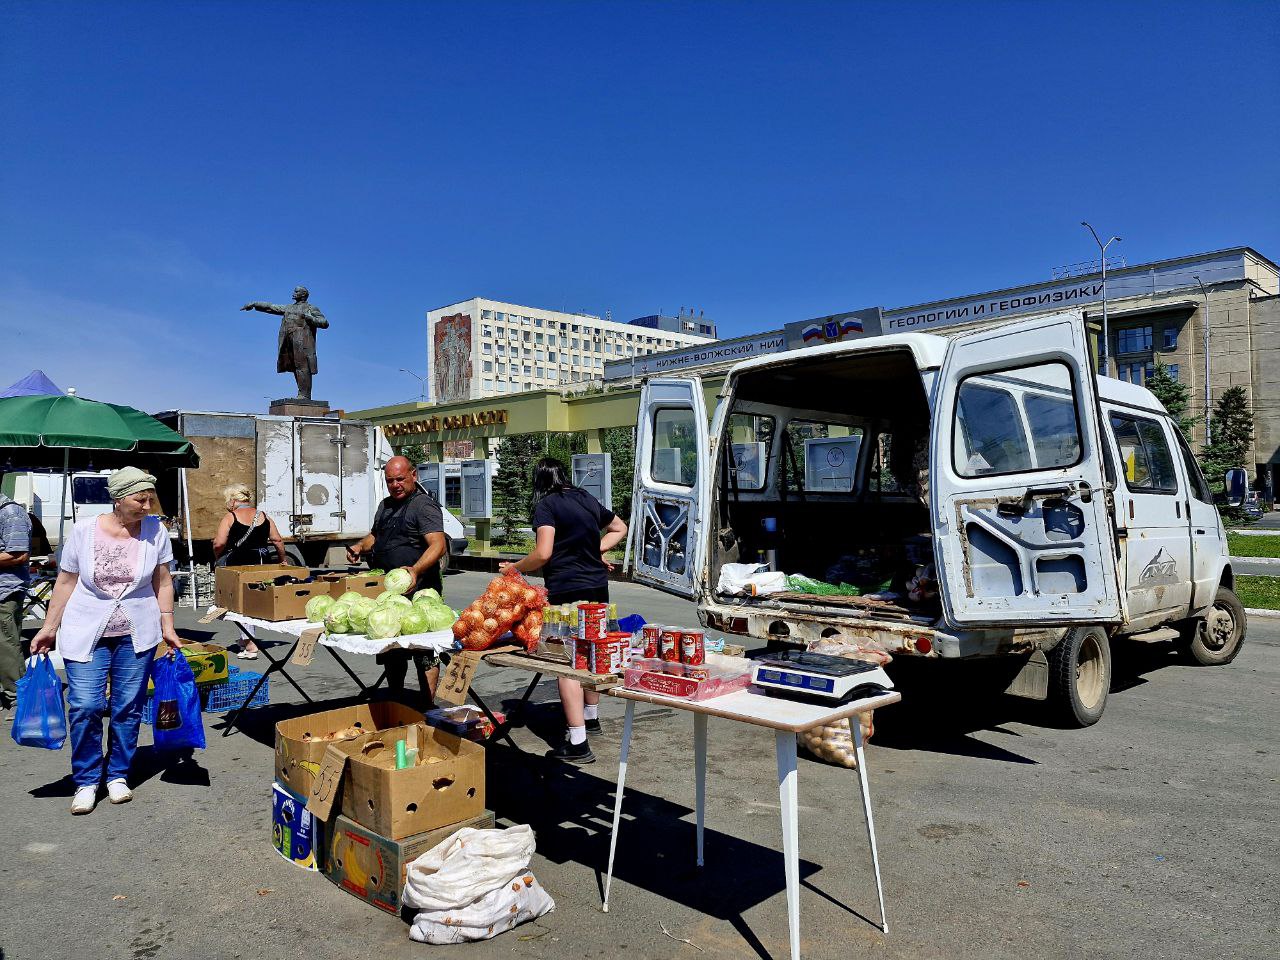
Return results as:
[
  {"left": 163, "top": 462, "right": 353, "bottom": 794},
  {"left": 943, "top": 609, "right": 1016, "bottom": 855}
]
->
[
  {"left": 366, "top": 568, "right": 385, "bottom": 575},
  {"left": 383, "top": 568, "right": 414, "bottom": 596},
  {"left": 399, "top": 607, "right": 429, "bottom": 636},
  {"left": 348, "top": 596, "right": 377, "bottom": 633},
  {"left": 305, "top": 594, "right": 335, "bottom": 623},
  {"left": 421, "top": 603, "right": 458, "bottom": 632},
  {"left": 366, "top": 606, "right": 403, "bottom": 640},
  {"left": 324, "top": 603, "right": 352, "bottom": 634},
  {"left": 412, "top": 588, "right": 442, "bottom": 605},
  {"left": 339, "top": 591, "right": 365, "bottom": 606},
  {"left": 377, "top": 592, "right": 413, "bottom": 610}
]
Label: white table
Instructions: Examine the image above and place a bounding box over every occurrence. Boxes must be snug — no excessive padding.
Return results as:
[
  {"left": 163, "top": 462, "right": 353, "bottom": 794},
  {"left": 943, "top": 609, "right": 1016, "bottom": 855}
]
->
[{"left": 603, "top": 684, "right": 901, "bottom": 960}]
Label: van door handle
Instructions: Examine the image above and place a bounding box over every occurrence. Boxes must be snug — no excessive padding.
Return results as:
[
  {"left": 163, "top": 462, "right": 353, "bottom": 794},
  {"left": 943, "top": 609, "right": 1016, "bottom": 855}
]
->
[{"left": 1195, "top": 528, "right": 1206, "bottom": 535}]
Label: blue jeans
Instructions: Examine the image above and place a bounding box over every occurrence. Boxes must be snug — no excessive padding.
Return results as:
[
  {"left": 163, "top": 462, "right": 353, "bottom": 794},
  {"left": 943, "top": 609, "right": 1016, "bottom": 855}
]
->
[{"left": 63, "top": 636, "right": 153, "bottom": 787}]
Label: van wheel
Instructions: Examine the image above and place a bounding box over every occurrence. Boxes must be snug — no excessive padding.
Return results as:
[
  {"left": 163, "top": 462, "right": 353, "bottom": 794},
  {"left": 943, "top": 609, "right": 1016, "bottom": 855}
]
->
[
  {"left": 284, "top": 545, "right": 306, "bottom": 568},
  {"left": 1186, "top": 588, "right": 1246, "bottom": 665},
  {"left": 1046, "top": 626, "right": 1111, "bottom": 727}
]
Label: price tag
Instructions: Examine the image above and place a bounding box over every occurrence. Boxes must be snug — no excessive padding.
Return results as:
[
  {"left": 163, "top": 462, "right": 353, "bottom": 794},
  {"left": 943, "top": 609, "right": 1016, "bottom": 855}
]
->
[
  {"left": 306, "top": 744, "right": 349, "bottom": 820},
  {"left": 199, "top": 607, "right": 227, "bottom": 624},
  {"left": 290, "top": 627, "right": 322, "bottom": 667},
  {"left": 436, "top": 650, "right": 480, "bottom": 706}
]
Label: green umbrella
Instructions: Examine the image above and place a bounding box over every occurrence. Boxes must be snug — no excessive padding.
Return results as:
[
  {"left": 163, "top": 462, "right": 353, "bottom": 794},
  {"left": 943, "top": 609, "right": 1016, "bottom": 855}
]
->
[{"left": 0, "top": 394, "right": 199, "bottom": 470}]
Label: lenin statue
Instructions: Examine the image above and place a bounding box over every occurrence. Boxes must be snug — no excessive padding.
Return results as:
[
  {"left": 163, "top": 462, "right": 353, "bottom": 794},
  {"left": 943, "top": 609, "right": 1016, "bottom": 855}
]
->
[{"left": 241, "top": 286, "right": 329, "bottom": 400}]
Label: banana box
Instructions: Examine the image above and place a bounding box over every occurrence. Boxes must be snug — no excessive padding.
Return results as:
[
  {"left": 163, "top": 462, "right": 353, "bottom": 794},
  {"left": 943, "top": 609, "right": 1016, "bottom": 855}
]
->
[
  {"left": 146, "top": 643, "right": 229, "bottom": 692},
  {"left": 272, "top": 782, "right": 322, "bottom": 871},
  {"left": 324, "top": 810, "right": 495, "bottom": 915}
]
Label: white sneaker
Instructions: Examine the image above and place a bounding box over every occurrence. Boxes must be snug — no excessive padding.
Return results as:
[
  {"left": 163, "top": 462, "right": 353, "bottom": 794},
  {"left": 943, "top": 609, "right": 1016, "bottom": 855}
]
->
[
  {"left": 71, "top": 786, "right": 98, "bottom": 815},
  {"left": 106, "top": 779, "right": 133, "bottom": 804}
]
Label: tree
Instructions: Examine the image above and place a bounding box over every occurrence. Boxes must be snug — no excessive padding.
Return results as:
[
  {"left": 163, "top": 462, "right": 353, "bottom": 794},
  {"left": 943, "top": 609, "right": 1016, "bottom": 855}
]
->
[
  {"left": 491, "top": 434, "right": 541, "bottom": 544},
  {"left": 602, "top": 426, "right": 636, "bottom": 521},
  {"left": 1199, "top": 386, "right": 1254, "bottom": 498},
  {"left": 1144, "top": 360, "right": 1194, "bottom": 440}
]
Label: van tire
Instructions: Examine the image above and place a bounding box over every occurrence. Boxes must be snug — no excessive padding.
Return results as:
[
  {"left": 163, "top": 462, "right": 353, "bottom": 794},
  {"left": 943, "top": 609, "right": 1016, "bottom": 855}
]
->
[
  {"left": 1046, "top": 625, "right": 1111, "bottom": 727},
  {"left": 284, "top": 545, "right": 307, "bottom": 568},
  {"left": 1186, "top": 587, "right": 1246, "bottom": 666}
]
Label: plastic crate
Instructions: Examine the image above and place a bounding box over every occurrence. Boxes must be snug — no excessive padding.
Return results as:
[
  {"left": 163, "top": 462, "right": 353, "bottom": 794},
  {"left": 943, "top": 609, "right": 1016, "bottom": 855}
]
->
[
  {"left": 203, "top": 668, "right": 269, "bottom": 713},
  {"left": 141, "top": 665, "right": 267, "bottom": 723}
]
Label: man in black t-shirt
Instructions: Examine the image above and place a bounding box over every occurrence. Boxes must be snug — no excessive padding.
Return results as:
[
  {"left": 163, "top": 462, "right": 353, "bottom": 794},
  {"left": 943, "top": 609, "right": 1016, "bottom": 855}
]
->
[{"left": 347, "top": 457, "right": 446, "bottom": 705}]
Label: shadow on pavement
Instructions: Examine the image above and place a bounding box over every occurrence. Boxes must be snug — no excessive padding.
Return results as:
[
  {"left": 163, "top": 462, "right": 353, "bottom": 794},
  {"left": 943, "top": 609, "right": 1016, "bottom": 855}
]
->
[{"left": 484, "top": 742, "right": 823, "bottom": 960}]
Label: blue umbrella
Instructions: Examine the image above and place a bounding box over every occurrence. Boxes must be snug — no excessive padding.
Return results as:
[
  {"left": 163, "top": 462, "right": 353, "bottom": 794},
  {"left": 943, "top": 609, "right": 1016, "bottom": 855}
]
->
[{"left": 1, "top": 370, "right": 63, "bottom": 398}]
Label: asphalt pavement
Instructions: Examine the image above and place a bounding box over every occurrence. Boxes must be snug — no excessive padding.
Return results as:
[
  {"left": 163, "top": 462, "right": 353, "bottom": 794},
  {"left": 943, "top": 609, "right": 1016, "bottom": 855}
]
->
[{"left": 2, "top": 571, "right": 1277, "bottom": 960}]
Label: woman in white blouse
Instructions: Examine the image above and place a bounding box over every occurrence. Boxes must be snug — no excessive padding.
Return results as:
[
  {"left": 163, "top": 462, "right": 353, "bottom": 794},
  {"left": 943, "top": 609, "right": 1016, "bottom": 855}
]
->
[{"left": 31, "top": 467, "right": 184, "bottom": 815}]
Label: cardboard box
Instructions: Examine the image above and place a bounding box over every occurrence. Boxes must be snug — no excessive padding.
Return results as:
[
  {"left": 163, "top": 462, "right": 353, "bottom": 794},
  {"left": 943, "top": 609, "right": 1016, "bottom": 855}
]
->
[
  {"left": 147, "top": 642, "right": 230, "bottom": 692},
  {"left": 240, "top": 579, "right": 331, "bottom": 622},
  {"left": 275, "top": 702, "right": 427, "bottom": 798},
  {"left": 272, "top": 782, "right": 323, "bottom": 871},
  {"left": 338, "top": 723, "right": 486, "bottom": 840},
  {"left": 321, "top": 573, "right": 385, "bottom": 601},
  {"left": 324, "top": 810, "right": 495, "bottom": 915},
  {"left": 215, "top": 564, "right": 310, "bottom": 613}
]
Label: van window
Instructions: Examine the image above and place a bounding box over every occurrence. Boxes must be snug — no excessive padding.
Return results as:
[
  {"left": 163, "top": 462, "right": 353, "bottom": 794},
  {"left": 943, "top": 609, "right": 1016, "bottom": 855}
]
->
[
  {"left": 782, "top": 420, "right": 864, "bottom": 493},
  {"left": 954, "top": 363, "right": 1081, "bottom": 477},
  {"left": 1108, "top": 413, "right": 1178, "bottom": 494},
  {"left": 726, "top": 413, "right": 773, "bottom": 490},
  {"left": 72, "top": 476, "right": 112, "bottom": 505},
  {"left": 651, "top": 408, "right": 698, "bottom": 487},
  {"left": 1172, "top": 428, "right": 1213, "bottom": 503}
]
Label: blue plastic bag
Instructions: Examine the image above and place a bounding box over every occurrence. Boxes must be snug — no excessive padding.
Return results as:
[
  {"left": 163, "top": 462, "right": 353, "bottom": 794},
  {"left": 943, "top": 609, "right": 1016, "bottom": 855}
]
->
[
  {"left": 150, "top": 651, "right": 206, "bottom": 751},
  {"left": 11, "top": 654, "right": 68, "bottom": 750}
]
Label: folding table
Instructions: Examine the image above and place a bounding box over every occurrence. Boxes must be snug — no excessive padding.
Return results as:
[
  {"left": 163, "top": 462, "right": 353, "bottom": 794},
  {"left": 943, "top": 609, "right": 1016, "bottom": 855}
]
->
[{"left": 602, "top": 685, "right": 901, "bottom": 960}]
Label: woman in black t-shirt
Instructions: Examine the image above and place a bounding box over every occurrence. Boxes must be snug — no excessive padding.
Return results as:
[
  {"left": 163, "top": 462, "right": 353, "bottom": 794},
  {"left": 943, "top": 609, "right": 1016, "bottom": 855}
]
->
[{"left": 502, "top": 458, "right": 627, "bottom": 764}]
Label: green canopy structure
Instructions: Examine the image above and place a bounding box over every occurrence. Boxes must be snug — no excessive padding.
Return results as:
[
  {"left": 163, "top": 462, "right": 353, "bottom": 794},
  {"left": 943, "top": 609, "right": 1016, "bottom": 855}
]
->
[{"left": 0, "top": 394, "right": 199, "bottom": 470}]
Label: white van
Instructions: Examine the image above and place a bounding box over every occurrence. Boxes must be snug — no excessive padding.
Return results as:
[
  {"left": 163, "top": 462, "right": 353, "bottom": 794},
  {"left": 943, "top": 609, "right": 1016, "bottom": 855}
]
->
[
  {"left": 0, "top": 470, "right": 115, "bottom": 550},
  {"left": 628, "top": 313, "right": 1244, "bottom": 726}
]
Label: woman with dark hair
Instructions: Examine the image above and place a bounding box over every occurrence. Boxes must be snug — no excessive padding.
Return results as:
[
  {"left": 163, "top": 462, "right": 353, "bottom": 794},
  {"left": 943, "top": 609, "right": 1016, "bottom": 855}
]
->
[{"left": 501, "top": 457, "right": 627, "bottom": 764}]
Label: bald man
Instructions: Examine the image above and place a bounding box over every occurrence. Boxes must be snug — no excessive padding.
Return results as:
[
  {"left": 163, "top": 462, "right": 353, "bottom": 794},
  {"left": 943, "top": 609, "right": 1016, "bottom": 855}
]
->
[{"left": 347, "top": 457, "right": 447, "bottom": 704}]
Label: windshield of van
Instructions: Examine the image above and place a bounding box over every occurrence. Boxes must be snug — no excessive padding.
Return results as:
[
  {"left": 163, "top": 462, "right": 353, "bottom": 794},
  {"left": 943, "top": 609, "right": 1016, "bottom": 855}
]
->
[{"left": 73, "top": 476, "right": 112, "bottom": 505}]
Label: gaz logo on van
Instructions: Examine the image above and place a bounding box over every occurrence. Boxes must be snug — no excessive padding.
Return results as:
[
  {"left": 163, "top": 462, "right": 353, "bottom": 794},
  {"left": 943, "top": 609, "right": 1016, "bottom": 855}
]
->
[{"left": 1138, "top": 548, "right": 1179, "bottom": 586}]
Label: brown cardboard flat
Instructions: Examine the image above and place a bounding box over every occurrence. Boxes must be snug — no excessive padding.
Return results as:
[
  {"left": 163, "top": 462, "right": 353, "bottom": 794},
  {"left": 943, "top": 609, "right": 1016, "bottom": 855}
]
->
[
  {"left": 339, "top": 723, "right": 486, "bottom": 840},
  {"left": 275, "top": 702, "right": 426, "bottom": 798},
  {"left": 324, "top": 810, "right": 495, "bottom": 915},
  {"left": 323, "top": 574, "right": 385, "bottom": 600},
  {"left": 240, "top": 581, "right": 332, "bottom": 621},
  {"left": 214, "top": 564, "right": 309, "bottom": 613}
]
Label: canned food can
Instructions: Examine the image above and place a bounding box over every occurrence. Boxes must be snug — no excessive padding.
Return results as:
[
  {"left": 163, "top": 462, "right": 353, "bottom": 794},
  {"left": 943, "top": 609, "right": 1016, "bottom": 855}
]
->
[
  {"left": 606, "top": 631, "right": 631, "bottom": 674},
  {"left": 565, "top": 637, "right": 589, "bottom": 672},
  {"left": 680, "top": 628, "right": 706, "bottom": 666},
  {"left": 662, "top": 660, "right": 686, "bottom": 675},
  {"left": 659, "top": 626, "right": 682, "bottom": 662},
  {"left": 685, "top": 666, "right": 711, "bottom": 681},
  {"left": 578, "top": 602, "right": 609, "bottom": 641},
  {"left": 590, "top": 638, "right": 613, "bottom": 675},
  {"left": 641, "top": 624, "right": 661, "bottom": 659}
]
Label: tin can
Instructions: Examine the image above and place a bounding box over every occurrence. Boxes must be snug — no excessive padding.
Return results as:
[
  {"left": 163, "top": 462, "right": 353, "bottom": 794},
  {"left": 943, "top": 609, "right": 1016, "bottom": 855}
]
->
[
  {"left": 641, "top": 624, "right": 661, "bottom": 659},
  {"left": 680, "top": 628, "right": 706, "bottom": 666},
  {"left": 606, "top": 631, "right": 631, "bottom": 674},
  {"left": 589, "top": 638, "right": 613, "bottom": 675},
  {"left": 685, "top": 666, "right": 711, "bottom": 681},
  {"left": 578, "top": 602, "right": 609, "bottom": 642},
  {"left": 659, "top": 626, "right": 682, "bottom": 662},
  {"left": 662, "top": 660, "right": 686, "bottom": 676},
  {"left": 564, "top": 636, "right": 588, "bottom": 672}
]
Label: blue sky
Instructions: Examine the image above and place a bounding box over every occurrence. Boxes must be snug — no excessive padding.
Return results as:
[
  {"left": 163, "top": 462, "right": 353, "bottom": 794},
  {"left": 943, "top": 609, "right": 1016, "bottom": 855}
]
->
[{"left": 2, "top": 1, "right": 1276, "bottom": 412}]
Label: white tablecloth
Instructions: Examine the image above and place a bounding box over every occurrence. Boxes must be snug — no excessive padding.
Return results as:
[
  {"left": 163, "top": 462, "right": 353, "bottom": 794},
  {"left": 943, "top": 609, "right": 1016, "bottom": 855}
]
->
[{"left": 218, "top": 610, "right": 457, "bottom": 655}]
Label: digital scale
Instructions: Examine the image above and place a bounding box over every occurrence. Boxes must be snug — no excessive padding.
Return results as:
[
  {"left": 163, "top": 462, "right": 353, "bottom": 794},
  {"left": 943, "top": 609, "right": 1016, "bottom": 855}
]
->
[{"left": 751, "top": 650, "right": 894, "bottom": 704}]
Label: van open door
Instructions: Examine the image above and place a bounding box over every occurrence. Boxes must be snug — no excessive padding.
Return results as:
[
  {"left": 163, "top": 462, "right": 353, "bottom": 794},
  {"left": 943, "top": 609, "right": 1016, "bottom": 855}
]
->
[
  {"left": 931, "top": 314, "right": 1121, "bottom": 626},
  {"left": 629, "top": 376, "right": 708, "bottom": 598}
]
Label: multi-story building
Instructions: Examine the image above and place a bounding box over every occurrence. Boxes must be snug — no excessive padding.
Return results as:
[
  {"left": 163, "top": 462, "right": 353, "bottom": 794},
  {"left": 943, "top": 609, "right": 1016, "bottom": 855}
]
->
[
  {"left": 628, "top": 309, "right": 717, "bottom": 339},
  {"left": 426, "top": 297, "right": 716, "bottom": 402}
]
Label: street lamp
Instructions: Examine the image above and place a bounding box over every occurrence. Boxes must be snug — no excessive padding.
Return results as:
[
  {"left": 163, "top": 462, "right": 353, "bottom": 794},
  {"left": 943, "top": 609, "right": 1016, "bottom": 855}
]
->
[
  {"left": 400, "top": 368, "right": 427, "bottom": 401},
  {"left": 1193, "top": 275, "right": 1211, "bottom": 443},
  {"left": 1081, "top": 222, "right": 1122, "bottom": 374}
]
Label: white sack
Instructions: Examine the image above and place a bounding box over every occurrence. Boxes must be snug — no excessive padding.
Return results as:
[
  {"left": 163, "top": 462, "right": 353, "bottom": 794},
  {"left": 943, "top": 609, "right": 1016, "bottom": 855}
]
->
[
  {"left": 716, "top": 562, "right": 787, "bottom": 596},
  {"left": 403, "top": 824, "right": 555, "bottom": 944}
]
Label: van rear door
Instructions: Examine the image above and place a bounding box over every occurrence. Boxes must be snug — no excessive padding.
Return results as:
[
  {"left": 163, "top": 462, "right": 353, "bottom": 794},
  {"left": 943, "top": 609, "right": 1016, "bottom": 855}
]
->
[
  {"left": 931, "top": 314, "right": 1121, "bottom": 626},
  {"left": 629, "top": 376, "right": 709, "bottom": 598}
]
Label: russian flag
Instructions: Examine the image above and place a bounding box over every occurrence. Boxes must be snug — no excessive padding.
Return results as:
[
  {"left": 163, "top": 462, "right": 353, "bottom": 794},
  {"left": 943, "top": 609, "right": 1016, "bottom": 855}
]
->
[
  {"left": 801, "top": 323, "right": 824, "bottom": 342},
  {"left": 839, "top": 317, "right": 864, "bottom": 335}
]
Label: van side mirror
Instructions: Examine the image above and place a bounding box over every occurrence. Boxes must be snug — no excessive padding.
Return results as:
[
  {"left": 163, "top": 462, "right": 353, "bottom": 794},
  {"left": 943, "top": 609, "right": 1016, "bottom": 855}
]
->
[{"left": 1224, "top": 467, "right": 1248, "bottom": 507}]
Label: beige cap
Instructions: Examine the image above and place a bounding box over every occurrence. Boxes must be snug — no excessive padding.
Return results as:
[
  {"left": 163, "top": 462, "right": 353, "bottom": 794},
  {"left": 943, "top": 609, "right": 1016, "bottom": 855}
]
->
[{"left": 107, "top": 467, "right": 157, "bottom": 501}]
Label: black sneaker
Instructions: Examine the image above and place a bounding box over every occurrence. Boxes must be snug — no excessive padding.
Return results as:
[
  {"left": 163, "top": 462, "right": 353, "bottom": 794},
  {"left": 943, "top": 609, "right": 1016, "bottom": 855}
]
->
[
  {"left": 584, "top": 717, "right": 602, "bottom": 735},
  {"left": 546, "top": 738, "right": 596, "bottom": 764}
]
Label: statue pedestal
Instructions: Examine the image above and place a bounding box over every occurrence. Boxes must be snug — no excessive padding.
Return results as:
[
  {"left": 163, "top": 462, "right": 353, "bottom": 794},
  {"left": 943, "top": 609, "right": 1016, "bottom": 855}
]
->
[{"left": 269, "top": 398, "right": 332, "bottom": 417}]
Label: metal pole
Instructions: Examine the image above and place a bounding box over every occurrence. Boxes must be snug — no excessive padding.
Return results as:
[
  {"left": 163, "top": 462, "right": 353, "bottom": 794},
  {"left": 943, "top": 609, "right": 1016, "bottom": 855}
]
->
[
  {"left": 1194, "top": 276, "right": 1212, "bottom": 443},
  {"left": 1081, "top": 222, "right": 1122, "bottom": 375},
  {"left": 57, "top": 447, "right": 69, "bottom": 552},
  {"left": 180, "top": 468, "right": 197, "bottom": 608}
]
